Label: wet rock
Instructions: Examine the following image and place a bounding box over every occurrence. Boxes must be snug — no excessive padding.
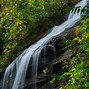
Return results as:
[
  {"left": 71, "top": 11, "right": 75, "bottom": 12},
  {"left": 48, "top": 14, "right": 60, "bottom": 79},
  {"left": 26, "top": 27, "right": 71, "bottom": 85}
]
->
[{"left": 23, "top": 26, "right": 78, "bottom": 89}]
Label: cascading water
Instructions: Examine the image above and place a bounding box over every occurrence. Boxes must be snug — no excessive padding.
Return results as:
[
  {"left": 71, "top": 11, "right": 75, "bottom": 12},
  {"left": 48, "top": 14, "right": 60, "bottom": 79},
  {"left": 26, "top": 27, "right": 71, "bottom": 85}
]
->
[{"left": 2, "top": 0, "right": 88, "bottom": 89}]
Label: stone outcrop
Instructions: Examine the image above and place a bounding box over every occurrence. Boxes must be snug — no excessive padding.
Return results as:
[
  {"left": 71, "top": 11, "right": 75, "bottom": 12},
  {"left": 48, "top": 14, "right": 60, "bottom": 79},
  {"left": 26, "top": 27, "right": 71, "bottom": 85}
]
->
[{"left": 23, "top": 26, "right": 78, "bottom": 89}]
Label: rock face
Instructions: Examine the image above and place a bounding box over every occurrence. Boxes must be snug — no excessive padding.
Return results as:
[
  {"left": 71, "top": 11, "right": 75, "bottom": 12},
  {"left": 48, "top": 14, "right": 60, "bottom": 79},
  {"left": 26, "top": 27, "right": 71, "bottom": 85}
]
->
[{"left": 23, "top": 26, "right": 78, "bottom": 89}]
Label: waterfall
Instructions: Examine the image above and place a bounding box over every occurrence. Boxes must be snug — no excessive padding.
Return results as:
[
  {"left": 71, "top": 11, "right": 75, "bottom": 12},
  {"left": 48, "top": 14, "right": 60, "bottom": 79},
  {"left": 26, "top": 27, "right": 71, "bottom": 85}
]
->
[{"left": 2, "top": 0, "right": 87, "bottom": 89}]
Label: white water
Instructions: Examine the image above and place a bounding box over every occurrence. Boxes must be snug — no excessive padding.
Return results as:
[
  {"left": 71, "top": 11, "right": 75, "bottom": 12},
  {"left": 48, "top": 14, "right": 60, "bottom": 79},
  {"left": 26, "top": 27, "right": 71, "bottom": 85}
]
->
[{"left": 2, "top": 0, "right": 88, "bottom": 89}]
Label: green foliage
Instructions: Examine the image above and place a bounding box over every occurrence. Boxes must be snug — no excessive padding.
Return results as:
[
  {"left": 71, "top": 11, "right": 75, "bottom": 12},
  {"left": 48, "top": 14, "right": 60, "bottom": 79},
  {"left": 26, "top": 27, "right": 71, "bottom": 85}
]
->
[
  {"left": 67, "top": 17, "right": 89, "bottom": 88},
  {"left": 63, "top": 62, "right": 89, "bottom": 89},
  {"left": 51, "top": 19, "right": 89, "bottom": 88},
  {"left": 50, "top": 2, "right": 89, "bottom": 88},
  {"left": 0, "top": 0, "right": 69, "bottom": 71}
]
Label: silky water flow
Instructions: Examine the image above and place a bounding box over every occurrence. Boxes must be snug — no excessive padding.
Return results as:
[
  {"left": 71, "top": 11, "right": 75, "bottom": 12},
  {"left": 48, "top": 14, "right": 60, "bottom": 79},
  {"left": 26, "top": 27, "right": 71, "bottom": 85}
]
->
[{"left": 2, "top": 0, "right": 88, "bottom": 89}]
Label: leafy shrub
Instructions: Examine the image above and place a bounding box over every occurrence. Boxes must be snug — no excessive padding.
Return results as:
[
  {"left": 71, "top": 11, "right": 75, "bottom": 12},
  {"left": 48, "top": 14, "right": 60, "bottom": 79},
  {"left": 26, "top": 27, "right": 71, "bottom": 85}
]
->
[{"left": 0, "top": 0, "right": 70, "bottom": 71}]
